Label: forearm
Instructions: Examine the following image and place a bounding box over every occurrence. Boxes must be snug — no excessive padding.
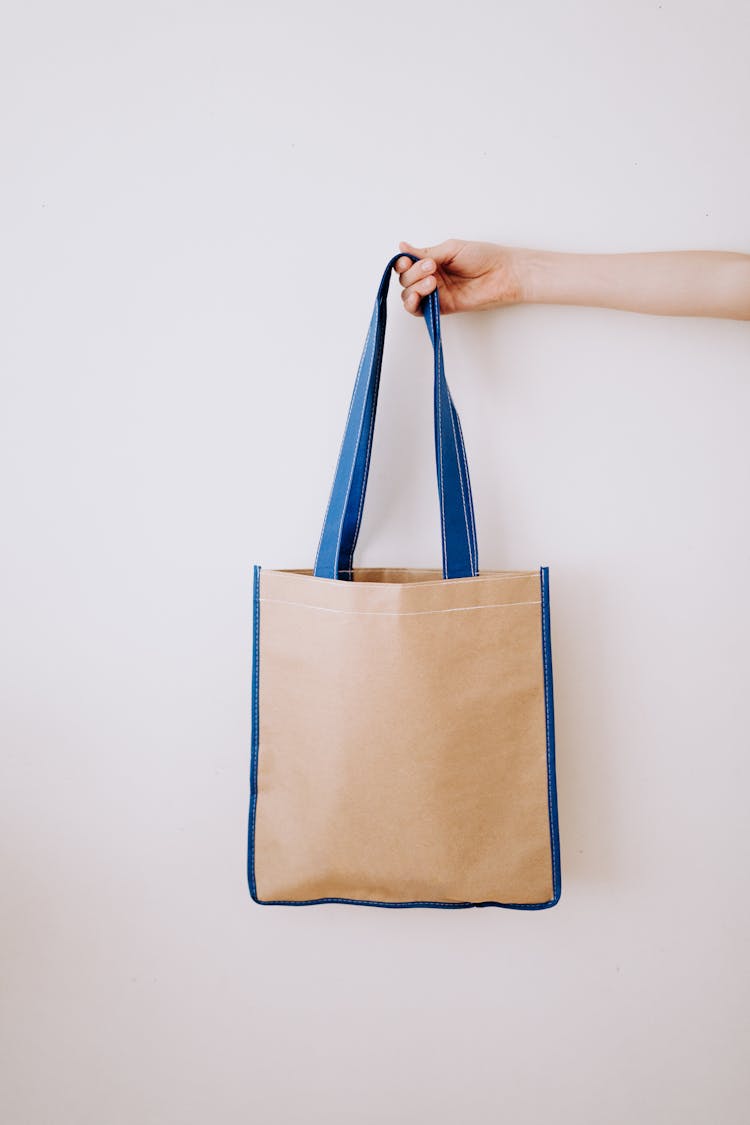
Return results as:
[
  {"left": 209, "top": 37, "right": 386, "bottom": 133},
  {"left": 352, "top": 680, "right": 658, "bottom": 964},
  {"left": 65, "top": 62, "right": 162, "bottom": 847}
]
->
[{"left": 515, "top": 248, "right": 750, "bottom": 320}]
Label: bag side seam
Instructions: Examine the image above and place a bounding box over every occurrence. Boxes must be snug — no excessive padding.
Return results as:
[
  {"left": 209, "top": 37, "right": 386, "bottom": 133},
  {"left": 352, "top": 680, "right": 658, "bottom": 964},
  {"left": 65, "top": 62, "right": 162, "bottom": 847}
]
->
[{"left": 247, "top": 564, "right": 262, "bottom": 902}]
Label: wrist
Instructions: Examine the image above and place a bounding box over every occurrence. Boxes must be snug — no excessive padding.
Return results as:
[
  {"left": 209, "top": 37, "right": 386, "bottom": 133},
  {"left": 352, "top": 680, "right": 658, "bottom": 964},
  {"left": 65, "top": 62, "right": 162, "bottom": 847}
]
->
[
  {"left": 486, "top": 245, "right": 539, "bottom": 308},
  {"left": 512, "top": 248, "right": 559, "bottom": 305}
]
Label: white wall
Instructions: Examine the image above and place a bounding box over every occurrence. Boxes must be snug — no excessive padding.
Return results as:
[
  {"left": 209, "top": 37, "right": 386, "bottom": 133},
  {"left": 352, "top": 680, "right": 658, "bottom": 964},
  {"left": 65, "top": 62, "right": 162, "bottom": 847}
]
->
[{"left": 2, "top": 2, "right": 749, "bottom": 1122}]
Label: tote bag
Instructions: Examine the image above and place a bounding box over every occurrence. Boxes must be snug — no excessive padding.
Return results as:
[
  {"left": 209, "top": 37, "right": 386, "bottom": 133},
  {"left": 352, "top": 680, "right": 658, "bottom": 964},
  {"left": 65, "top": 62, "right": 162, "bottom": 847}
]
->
[{"left": 247, "top": 252, "right": 561, "bottom": 909}]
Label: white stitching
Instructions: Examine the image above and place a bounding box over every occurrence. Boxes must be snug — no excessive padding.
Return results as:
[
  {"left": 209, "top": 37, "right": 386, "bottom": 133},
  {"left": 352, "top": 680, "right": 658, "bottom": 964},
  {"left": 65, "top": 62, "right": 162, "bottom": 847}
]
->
[
  {"left": 446, "top": 389, "right": 474, "bottom": 572},
  {"left": 281, "top": 570, "right": 537, "bottom": 586},
  {"left": 347, "top": 306, "right": 386, "bottom": 576},
  {"left": 314, "top": 309, "right": 376, "bottom": 573},
  {"left": 432, "top": 294, "right": 473, "bottom": 577},
  {"left": 442, "top": 347, "right": 474, "bottom": 573},
  {"left": 431, "top": 297, "right": 449, "bottom": 579},
  {"left": 258, "top": 596, "right": 541, "bottom": 616},
  {"left": 331, "top": 310, "right": 379, "bottom": 578},
  {"left": 454, "top": 402, "right": 479, "bottom": 562},
  {"left": 451, "top": 394, "right": 478, "bottom": 572}
]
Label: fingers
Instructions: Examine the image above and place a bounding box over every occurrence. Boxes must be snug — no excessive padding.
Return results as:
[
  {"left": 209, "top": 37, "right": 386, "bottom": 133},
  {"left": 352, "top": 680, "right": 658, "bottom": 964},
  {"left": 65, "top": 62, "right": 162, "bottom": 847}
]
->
[
  {"left": 398, "top": 238, "right": 459, "bottom": 266},
  {"left": 396, "top": 239, "right": 427, "bottom": 261},
  {"left": 394, "top": 240, "right": 438, "bottom": 313},
  {"left": 395, "top": 253, "right": 436, "bottom": 288},
  {"left": 395, "top": 240, "right": 431, "bottom": 274},
  {"left": 401, "top": 273, "right": 437, "bottom": 314}
]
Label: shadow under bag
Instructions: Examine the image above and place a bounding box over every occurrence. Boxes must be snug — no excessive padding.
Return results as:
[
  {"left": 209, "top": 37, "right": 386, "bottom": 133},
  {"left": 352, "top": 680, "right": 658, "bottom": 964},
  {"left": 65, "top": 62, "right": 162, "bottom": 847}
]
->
[{"left": 247, "top": 252, "right": 562, "bottom": 909}]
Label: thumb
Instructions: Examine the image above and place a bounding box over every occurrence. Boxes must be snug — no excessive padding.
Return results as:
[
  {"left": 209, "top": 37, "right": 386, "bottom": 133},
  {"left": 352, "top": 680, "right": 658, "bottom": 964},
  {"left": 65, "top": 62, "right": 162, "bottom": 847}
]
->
[
  {"left": 398, "top": 239, "right": 432, "bottom": 261},
  {"left": 398, "top": 239, "right": 453, "bottom": 265}
]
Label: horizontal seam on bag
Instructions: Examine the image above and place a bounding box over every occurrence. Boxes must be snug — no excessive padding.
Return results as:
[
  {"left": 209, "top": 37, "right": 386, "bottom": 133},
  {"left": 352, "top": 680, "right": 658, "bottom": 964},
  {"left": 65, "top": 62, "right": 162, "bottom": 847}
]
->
[
  {"left": 257, "top": 597, "right": 542, "bottom": 616},
  {"left": 276, "top": 571, "right": 539, "bottom": 587},
  {"left": 335, "top": 571, "right": 533, "bottom": 580}
]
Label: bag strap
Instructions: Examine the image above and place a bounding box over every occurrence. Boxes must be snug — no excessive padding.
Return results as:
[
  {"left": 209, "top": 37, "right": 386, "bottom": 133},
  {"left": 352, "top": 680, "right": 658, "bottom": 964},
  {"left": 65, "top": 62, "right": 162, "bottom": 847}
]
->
[{"left": 313, "top": 252, "right": 479, "bottom": 581}]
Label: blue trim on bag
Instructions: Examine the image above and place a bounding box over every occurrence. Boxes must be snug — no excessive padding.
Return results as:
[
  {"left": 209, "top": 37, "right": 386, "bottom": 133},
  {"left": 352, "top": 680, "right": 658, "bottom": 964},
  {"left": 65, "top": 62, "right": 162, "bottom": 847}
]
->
[
  {"left": 541, "top": 565, "right": 562, "bottom": 907},
  {"left": 247, "top": 563, "right": 261, "bottom": 903},
  {"left": 247, "top": 564, "right": 562, "bottom": 910}
]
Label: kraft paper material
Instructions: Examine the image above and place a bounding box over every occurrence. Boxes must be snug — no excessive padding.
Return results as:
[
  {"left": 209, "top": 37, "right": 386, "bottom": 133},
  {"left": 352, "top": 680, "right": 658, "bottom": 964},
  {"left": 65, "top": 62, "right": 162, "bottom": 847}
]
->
[{"left": 250, "top": 567, "right": 557, "bottom": 906}]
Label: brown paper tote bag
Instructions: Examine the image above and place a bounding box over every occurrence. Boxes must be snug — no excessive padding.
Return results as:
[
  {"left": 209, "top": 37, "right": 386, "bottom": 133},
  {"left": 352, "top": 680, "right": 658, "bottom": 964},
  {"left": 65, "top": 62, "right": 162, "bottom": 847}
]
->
[{"left": 247, "top": 252, "right": 561, "bottom": 910}]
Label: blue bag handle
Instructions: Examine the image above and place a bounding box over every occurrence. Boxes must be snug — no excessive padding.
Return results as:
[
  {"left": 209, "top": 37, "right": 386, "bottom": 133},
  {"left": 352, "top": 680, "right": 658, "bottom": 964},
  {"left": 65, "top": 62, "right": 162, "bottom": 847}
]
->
[{"left": 313, "top": 252, "right": 479, "bottom": 581}]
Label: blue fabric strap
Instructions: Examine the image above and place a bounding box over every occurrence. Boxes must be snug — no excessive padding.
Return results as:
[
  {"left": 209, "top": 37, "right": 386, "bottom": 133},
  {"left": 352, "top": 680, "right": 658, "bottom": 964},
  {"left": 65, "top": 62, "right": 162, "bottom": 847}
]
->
[{"left": 314, "top": 252, "right": 479, "bottom": 581}]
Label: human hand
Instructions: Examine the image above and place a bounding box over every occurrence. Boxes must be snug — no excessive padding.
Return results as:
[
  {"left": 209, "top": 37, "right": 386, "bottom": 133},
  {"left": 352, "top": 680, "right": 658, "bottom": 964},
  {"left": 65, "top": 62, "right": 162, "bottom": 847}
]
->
[
  {"left": 397, "top": 241, "right": 750, "bottom": 321},
  {"left": 394, "top": 238, "right": 527, "bottom": 316}
]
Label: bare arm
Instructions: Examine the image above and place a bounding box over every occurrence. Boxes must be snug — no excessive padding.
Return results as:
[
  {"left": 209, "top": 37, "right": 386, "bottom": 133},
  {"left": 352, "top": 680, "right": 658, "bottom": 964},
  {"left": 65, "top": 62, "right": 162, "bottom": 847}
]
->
[
  {"left": 520, "top": 249, "right": 750, "bottom": 320},
  {"left": 395, "top": 240, "right": 750, "bottom": 321}
]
